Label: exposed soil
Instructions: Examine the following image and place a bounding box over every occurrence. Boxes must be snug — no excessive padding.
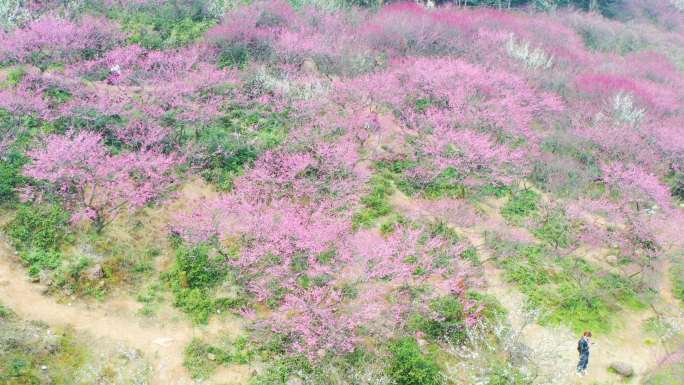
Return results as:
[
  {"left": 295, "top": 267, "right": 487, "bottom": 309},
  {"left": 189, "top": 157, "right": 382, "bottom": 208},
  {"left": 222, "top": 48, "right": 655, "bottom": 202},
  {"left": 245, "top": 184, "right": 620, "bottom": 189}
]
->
[{"left": 0, "top": 234, "right": 248, "bottom": 385}]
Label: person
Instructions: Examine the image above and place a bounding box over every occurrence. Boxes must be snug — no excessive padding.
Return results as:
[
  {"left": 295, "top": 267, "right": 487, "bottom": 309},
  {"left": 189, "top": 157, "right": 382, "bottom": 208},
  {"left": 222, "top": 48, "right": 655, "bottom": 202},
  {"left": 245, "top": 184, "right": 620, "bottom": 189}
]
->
[{"left": 576, "top": 331, "right": 593, "bottom": 376}]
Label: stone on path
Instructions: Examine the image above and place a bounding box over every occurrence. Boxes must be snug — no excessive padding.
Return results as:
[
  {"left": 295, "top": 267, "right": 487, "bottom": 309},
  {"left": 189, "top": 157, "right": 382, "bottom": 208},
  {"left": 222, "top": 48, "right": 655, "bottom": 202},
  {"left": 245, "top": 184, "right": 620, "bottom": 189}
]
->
[{"left": 609, "top": 361, "right": 634, "bottom": 377}]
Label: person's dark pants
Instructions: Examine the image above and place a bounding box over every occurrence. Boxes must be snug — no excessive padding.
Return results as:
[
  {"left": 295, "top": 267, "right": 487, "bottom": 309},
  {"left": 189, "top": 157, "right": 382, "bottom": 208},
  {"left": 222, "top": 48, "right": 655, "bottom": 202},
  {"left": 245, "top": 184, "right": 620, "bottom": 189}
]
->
[{"left": 577, "top": 352, "right": 589, "bottom": 372}]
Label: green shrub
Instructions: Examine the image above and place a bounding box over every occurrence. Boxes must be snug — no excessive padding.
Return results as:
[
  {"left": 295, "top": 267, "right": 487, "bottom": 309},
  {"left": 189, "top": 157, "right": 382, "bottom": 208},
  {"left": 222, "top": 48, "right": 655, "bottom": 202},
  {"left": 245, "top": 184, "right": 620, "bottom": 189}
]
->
[
  {"left": 670, "top": 261, "right": 684, "bottom": 304},
  {"left": 7, "top": 204, "right": 69, "bottom": 252},
  {"left": 532, "top": 209, "right": 573, "bottom": 248},
  {"left": 486, "top": 361, "right": 530, "bottom": 385},
  {"left": 575, "top": 22, "right": 647, "bottom": 54},
  {"left": 173, "top": 244, "right": 225, "bottom": 289},
  {"left": 412, "top": 296, "right": 466, "bottom": 345},
  {"left": 668, "top": 170, "right": 684, "bottom": 202},
  {"left": 0, "top": 151, "right": 28, "bottom": 205},
  {"left": 501, "top": 189, "right": 539, "bottom": 224},
  {"left": 477, "top": 183, "right": 511, "bottom": 198},
  {"left": 108, "top": 0, "right": 217, "bottom": 49},
  {"left": 217, "top": 44, "right": 251, "bottom": 69},
  {"left": 4, "top": 66, "right": 26, "bottom": 86},
  {"left": 197, "top": 104, "right": 289, "bottom": 190},
  {"left": 460, "top": 247, "right": 480, "bottom": 265},
  {"left": 166, "top": 243, "right": 227, "bottom": 324},
  {"left": 22, "top": 249, "right": 63, "bottom": 277},
  {"left": 422, "top": 167, "right": 467, "bottom": 200},
  {"left": 174, "top": 288, "right": 215, "bottom": 324},
  {"left": 467, "top": 292, "right": 507, "bottom": 322},
  {"left": 184, "top": 338, "right": 219, "bottom": 379},
  {"left": 387, "top": 337, "right": 442, "bottom": 385}
]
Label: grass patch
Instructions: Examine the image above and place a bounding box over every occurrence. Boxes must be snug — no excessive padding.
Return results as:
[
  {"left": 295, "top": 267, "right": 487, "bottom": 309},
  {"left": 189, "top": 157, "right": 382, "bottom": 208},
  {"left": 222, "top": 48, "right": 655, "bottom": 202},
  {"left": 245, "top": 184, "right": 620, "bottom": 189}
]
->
[
  {"left": 532, "top": 208, "right": 573, "bottom": 248},
  {"left": 352, "top": 172, "right": 395, "bottom": 230},
  {"left": 184, "top": 336, "right": 257, "bottom": 380},
  {"left": 0, "top": 315, "right": 149, "bottom": 385},
  {"left": 105, "top": 1, "right": 217, "bottom": 49},
  {"left": 6, "top": 204, "right": 70, "bottom": 252},
  {"left": 644, "top": 362, "right": 684, "bottom": 385},
  {"left": 491, "top": 241, "right": 646, "bottom": 333},
  {"left": 376, "top": 161, "right": 468, "bottom": 200},
  {"left": 6, "top": 204, "right": 71, "bottom": 280},
  {"left": 671, "top": 259, "right": 684, "bottom": 304},
  {"left": 409, "top": 295, "right": 466, "bottom": 345},
  {"left": 500, "top": 189, "right": 539, "bottom": 224}
]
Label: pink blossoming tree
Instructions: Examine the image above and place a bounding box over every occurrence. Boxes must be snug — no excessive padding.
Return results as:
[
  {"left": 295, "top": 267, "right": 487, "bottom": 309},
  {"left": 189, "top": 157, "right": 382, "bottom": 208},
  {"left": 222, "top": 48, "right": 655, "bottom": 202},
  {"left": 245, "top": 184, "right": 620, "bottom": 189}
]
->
[{"left": 23, "top": 131, "right": 178, "bottom": 231}]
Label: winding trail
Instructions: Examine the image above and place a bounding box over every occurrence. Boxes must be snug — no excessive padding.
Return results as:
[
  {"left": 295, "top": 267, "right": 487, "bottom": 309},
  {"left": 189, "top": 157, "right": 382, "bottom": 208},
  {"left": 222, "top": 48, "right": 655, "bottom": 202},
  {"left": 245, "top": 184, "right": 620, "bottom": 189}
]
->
[{"left": 0, "top": 236, "right": 195, "bottom": 385}]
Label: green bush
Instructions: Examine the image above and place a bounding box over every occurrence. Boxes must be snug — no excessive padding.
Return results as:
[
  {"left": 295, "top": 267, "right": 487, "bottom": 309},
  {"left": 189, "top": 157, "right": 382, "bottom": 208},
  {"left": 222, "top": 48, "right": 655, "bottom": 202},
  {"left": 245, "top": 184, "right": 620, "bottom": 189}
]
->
[
  {"left": 197, "top": 104, "right": 289, "bottom": 190},
  {"left": 217, "top": 44, "right": 251, "bottom": 69},
  {"left": 0, "top": 151, "right": 28, "bottom": 205},
  {"left": 486, "top": 361, "right": 530, "bottom": 385},
  {"left": 668, "top": 170, "right": 684, "bottom": 202},
  {"left": 184, "top": 338, "right": 219, "bottom": 379},
  {"left": 166, "top": 243, "right": 227, "bottom": 324},
  {"left": 501, "top": 189, "right": 539, "bottom": 224},
  {"left": 467, "top": 292, "right": 507, "bottom": 322},
  {"left": 22, "top": 249, "right": 63, "bottom": 277},
  {"left": 422, "top": 167, "right": 467, "bottom": 200},
  {"left": 108, "top": 0, "right": 217, "bottom": 49},
  {"left": 7, "top": 204, "right": 69, "bottom": 252},
  {"left": 532, "top": 209, "right": 573, "bottom": 248},
  {"left": 412, "top": 296, "right": 466, "bottom": 345},
  {"left": 670, "top": 261, "right": 684, "bottom": 304},
  {"left": 387, "top": 337, "right": 442, "bottom": 385}
]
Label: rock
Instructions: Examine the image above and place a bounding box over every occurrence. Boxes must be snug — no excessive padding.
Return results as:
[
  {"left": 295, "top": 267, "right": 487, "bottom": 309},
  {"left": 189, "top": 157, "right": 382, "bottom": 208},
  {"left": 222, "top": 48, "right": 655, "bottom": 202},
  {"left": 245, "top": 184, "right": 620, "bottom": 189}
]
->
[
  {"left": 301, "top": 58, "right": 318, "bottom": 75},
  {"left": 605, "top": 255, "right": 618, "bottom": 265},
  {"left": 509, "top": 342, "right": 532, "bottom": 366},
  {"left": 153, "top": 337, "right": 174, "bottom": 346},
  {"left": 85, "top": 264, "right": 104, "bottom": 280},
  {"left": 610, "top": 361, "right": 634, "bottom": 377},
  {"left": 39, "top": 271, "right": 53, "bottom": 286},
  {"left": 207, "top": 352, "right": 216, "bottom": 361}
]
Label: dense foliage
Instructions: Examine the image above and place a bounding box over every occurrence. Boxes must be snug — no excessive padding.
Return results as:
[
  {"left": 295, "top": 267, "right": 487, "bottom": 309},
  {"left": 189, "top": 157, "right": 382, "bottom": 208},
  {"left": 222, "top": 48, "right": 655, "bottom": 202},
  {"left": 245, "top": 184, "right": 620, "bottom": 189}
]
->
[{"left": 1, "top": 0, "right": 683, "bottom": 384}]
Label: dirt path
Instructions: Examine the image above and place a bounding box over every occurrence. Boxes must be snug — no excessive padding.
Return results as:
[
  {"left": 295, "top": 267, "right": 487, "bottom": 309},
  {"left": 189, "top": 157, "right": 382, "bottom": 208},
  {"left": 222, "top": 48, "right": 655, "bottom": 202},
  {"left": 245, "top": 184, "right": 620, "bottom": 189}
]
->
[{"left": 0, "top": 235, "right": 251, "bottom": 385}]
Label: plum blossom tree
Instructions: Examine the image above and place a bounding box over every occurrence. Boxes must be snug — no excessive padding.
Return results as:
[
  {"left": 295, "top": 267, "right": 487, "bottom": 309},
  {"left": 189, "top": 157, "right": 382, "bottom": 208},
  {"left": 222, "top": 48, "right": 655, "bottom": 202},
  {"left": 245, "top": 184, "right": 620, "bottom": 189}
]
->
[{"left": 23, "top": 131, "right": 178, "bottom": 231}]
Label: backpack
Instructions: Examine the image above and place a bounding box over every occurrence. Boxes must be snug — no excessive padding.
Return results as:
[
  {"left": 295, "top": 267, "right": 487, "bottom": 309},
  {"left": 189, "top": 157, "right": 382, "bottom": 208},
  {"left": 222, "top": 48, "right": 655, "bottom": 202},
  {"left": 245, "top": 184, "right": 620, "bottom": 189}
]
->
[{"left": 577, "top": 338, "right": 587, "bottom": 354}]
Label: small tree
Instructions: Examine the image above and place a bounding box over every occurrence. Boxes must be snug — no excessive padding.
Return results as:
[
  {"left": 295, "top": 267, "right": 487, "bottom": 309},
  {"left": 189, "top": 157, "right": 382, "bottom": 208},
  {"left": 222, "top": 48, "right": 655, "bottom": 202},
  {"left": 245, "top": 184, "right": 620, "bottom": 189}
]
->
[{"left": 23, "top": 131, "right": 177, "bottom": 232}]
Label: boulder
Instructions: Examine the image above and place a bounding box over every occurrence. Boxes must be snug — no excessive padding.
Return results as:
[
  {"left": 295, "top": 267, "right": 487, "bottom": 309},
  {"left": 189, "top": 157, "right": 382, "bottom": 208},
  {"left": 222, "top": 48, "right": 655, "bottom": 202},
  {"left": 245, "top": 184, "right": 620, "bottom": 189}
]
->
[
  {"left": 605, "top": 255, "right": 618, "bottom": 265},
  {"left": 609, "top": 361, "right": 634, "bottom": 377},
  {"left": 85, "top": 264, "right": 105, "bottom": 280}
]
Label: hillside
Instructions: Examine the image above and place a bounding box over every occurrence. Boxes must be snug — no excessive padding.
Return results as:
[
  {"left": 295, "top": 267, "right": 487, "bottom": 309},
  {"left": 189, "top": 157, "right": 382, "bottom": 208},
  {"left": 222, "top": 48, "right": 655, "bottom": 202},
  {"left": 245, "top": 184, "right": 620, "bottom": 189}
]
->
[{"left": 1, "top": 1, "right": 684, "bottom": 385}]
